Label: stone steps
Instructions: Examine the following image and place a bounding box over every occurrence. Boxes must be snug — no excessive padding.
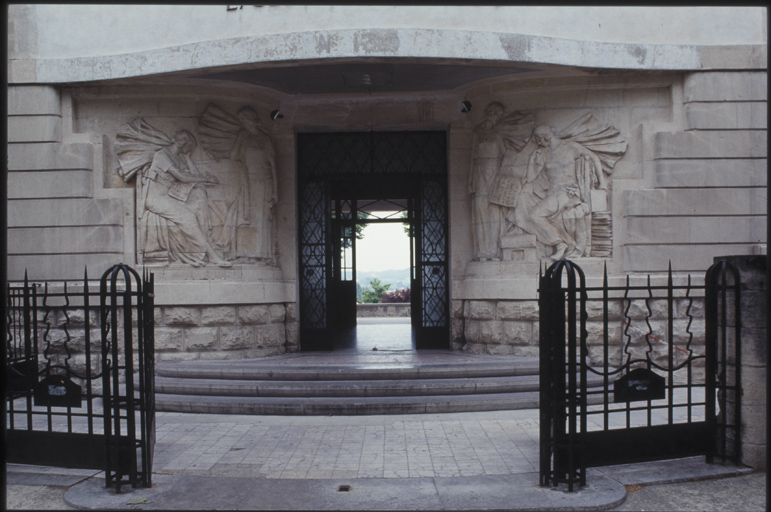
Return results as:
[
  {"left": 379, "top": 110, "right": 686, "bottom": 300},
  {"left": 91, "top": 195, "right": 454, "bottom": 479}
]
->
[
  {"left": 152, "top": 352, "right": 604, "bottom": 415},
  {"left": 155, "top": 391, "right": 542, "bottom": 416},
  {"left": 154, "top": 374, "right": 540, "bottom": 398},
  {"left": 155, "top": 360, "right": 541, "bottom": 381}
]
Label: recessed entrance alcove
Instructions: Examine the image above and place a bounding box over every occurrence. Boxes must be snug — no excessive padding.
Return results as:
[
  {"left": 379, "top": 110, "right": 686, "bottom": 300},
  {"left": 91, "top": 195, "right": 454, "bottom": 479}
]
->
[{"left": 297, "top": 131, "right": 450, "bottom": 351}]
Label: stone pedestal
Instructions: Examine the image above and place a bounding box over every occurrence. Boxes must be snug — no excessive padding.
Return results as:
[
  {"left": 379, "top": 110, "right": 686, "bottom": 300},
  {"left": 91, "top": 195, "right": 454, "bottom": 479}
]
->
[
  {"left": 718, "top": 255, "right": 767, "bottom": 470},
  {"left": 500, "top": 234, "right": 537, "bottom": 262}
]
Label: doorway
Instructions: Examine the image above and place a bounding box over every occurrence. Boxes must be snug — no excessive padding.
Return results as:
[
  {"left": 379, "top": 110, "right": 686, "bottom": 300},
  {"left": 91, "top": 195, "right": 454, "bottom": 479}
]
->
[
  {"left": 297, "top": 131, "right": 449, "bottom": 351},
  {"left": 330, "top": 196, "right": 415, "bottom": 352}
]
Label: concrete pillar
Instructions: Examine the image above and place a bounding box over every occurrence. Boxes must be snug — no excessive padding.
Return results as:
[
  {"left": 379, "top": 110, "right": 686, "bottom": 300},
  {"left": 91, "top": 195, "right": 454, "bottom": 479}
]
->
[{"left": 717, "top": 255, "right": 767, "bottom": 470}]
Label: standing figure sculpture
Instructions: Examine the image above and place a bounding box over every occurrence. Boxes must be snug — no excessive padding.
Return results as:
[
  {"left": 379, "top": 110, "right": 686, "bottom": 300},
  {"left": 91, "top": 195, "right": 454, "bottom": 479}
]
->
[
  {"left": 198, "top": 104, "right": 277, "bottom": 263},
  {"left": 468, "top": 102, "right": 534, "bottom": 261},
  {"left": 116, "top": 119, "right": 232, "bottom": 267}
]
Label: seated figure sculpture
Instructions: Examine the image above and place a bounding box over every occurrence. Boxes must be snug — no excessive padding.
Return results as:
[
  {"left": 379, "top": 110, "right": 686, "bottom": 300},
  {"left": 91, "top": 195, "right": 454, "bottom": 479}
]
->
[
  {"left": 515, "top": 125, "right": 605, "bottom": 260},
  {"left": 116, "top": 120, "right": 232, "bottom": 267}
]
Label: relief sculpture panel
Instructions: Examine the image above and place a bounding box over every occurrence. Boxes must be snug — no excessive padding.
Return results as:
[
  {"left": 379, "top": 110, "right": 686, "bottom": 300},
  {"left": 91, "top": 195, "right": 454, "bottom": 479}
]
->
[
  {"left": 116, "top": 104, "right": 278, "bottom": 267},
  {"left": 468, "top": 102, "right": 535, "bottom": 261},
  {"left": 469, "top": 105, "right": 628, "bottom": 262}
]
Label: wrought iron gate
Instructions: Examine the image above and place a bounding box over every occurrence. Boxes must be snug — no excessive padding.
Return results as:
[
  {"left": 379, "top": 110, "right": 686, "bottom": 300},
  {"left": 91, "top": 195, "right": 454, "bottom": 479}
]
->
[
  {"left": 297, "top": 131, "right": 449, "bottom": 350},
  {"left": 539, "top": 259, "right": 741, "bottom": 491},
  {"left": 6, "top": 264, "right": 156, "bottom": 493}
]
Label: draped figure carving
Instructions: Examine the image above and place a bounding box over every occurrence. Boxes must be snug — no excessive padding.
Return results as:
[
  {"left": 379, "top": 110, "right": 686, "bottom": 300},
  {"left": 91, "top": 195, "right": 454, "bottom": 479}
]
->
[
  {"left": 467, "top": 107, "right": 628, "bottom": 262},
  {"left": 468, "top": 102, "right": 534, "bottom": 261},
  {"left": 116, "top": 119, "right": 231, "bottom": 267},
  {"left": 197, "top": 104, "right": 277, "bottom": 263}
]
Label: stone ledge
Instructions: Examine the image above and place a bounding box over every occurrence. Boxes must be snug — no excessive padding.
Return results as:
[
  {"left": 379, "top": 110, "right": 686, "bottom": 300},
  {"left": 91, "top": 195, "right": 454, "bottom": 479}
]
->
[
  {"left": 28, "top": 29, "right": 765, "bottom": 84},
  {"left": 622, "top": 188, "right": 766, "bottom": 217},
  {"left": 154, "top": 280, "right": 295, "bottom": 305},
  {"left": 684, "top": 70, "right": 767, "bottom": 102},
  {"left": 655, "top": 159, "right": 767, "bottom": 188},
  {"left": 357, "top": 303, "right": 410, "bottom": 317},
  {"left": 8, "top": 198, "right": 124, "bottom": 227},
  {"left": 149, "top": 265, "right": 284, "bottom": 281},
  {"left": 7, "top": 170, "right": 93, "bottom": 199},
  {"left": 654, "top": 130, "right": 767, "bottom": 159},
  {"left": 7, "top": 115, "right": 62, "bottom": 143},
  {"left": 8, "top": 226, "right": 123, "bottom": 254},
  {"left": 685, "top": 102, "right": 767, "bottom": 130}
]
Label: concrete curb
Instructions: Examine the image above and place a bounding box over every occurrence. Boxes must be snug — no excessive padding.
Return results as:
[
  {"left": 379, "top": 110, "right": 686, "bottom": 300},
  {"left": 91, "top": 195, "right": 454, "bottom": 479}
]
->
[
  {"left": 7, "top": 456, "right": 755, "bottom": 511},
  {"left": 63, "top": 472, "right": 627, "bottom": 511}
]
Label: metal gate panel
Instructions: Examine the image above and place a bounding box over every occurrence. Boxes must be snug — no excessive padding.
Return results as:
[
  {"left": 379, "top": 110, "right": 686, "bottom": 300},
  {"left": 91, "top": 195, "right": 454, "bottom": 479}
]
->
[
  {"left": 414, "top": 176, "right": 450, "bottom": 348},
  {"left": 5, "top": 265, "right": 155, "bottom": 493},
  {"left": 298, "top": 180, "right": 330, "bottom": 339},
  {"left": 539, "top": 259, "right": 741, "bottom": 491}
]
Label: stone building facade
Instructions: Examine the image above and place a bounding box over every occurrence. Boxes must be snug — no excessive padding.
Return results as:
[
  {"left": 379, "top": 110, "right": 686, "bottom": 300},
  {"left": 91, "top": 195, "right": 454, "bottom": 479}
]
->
[{"left": 6, "top": 6, "right": 767, "bottom": 363}]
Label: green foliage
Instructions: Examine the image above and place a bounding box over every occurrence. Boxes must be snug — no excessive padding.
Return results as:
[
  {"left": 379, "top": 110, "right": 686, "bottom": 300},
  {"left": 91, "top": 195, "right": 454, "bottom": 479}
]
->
[
  {"left": 360, "top": 278, "right": 391, "bottom": 303},
  {"left": 400, "top": 211, "right": 412, "bottom": 237}
]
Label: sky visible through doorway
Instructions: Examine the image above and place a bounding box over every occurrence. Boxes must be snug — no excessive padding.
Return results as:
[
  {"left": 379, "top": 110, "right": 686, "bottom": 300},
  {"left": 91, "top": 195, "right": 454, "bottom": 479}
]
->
[{"left": 355, "top": 215, "right": 411, "bottom": 272}]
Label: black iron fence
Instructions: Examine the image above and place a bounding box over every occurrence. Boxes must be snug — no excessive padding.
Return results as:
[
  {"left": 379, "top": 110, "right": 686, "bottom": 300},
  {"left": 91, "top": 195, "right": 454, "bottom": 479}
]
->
[
  {"left": 539, "top": 259, "right": 741, "bottom": 491},
  {"left": 6, "top": 264, "right": 155, "bottom": 493}
]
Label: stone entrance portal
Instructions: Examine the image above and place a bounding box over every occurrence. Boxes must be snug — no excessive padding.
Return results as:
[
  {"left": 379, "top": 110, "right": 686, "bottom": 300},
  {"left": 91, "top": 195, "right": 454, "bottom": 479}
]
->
[{"left": 297, "top": 132, "right": 450, "bottom": 351}]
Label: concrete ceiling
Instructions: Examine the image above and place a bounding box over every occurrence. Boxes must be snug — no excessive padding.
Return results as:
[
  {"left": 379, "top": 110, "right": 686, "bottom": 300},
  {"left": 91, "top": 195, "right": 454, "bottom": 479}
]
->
[{"left": 194, "top": 62, "right": 539, "bottom": 94}]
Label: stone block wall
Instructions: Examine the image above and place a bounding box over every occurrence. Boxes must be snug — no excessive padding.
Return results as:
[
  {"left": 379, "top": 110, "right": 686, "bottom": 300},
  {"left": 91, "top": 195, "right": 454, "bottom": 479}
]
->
[
  {"left": 7, "top": 85, "right": 129, "bottom": 281},
  {"left": 154, "top": 303, "right": 296, "bottom": 361},
  {"left": 453, "top": 296, "right": 707, "bottom": 368},
  {"left": 719, "top": 255, "right": 767, "bottom": 470},
  {"left": 620, "top": 71, "right": 767, "bottom": 272},
  {"left": 453, "top": 299, "right": 539, "bottom": 356},
  {"left": 14, "top": 300, "right": 298, "bottom": 388}
]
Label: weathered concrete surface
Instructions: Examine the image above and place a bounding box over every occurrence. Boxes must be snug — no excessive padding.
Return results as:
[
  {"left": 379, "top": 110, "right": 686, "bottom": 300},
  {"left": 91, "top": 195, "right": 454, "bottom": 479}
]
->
[
  {"left": 6, "top": 453, "right": 760, "bottom": 511},
  {"left": 9, "top": 6, "right": 765, "bottom": 84},
  {"left": 610, "top": 472, "right": 766, "bottom": 511}
]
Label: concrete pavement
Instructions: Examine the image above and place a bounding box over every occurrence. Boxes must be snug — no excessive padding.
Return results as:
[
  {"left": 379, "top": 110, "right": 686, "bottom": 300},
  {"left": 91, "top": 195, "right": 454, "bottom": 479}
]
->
[
  {"left": 5, "top": 408, "right": 761, "bottom": 511},
  {"left": 4, "top": 341, "right": 762, "bottom": 510}
]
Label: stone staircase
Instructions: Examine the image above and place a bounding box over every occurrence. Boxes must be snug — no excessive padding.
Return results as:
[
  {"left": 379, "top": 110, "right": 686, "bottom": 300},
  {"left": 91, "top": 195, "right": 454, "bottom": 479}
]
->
[{"left": 153, "top": 351, "right": 605, "bottom": 415}]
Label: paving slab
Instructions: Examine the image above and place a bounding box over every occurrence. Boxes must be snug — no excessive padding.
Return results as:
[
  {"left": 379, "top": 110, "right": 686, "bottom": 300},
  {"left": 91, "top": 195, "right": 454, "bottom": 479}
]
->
[
  {"left": 591, "top": 456, "right": 754, "bottom": 486},
  {"left": 610, "top": 472, "right": 766, "bottom": 511},
  {"left": 6, "top": 404, "right": 762, "bottom": 511}
]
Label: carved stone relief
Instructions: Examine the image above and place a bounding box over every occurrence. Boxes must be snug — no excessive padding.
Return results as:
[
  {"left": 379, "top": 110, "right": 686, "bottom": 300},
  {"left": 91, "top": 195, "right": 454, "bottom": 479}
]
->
[
  {"left": 197, "top": 104, "right": 278, "bottom": 264},
  {"left": 469, "top": 105, "right": 628, "bottom": 262},
  {"left": 468, "top": 102, "right": 534, "bottom": 261},
  {"left": 115, "top": 104, "right": 278, "bottom": 267}
]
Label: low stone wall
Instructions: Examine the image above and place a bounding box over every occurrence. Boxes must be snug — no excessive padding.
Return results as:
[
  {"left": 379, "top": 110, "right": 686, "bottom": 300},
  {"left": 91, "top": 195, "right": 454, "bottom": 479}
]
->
[
  {"left": 16, "top": 300, "right": 299, "bottom": 375},
  {"left": 452, "top": 300, "right": 540, "bottom": 356},
  {"left": 356, "top": 303, "right": 411, "bottom": 317},
  {"left": 453, "top": 298, "right": 707, "bottom": 364},
  {"left": 153, "top": 303, "right": 297, "bottom": 361}
]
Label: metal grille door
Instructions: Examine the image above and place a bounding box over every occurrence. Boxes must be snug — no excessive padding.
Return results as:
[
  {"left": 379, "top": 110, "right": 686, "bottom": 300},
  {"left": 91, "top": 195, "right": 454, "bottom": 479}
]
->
[{"left": 415, "top": 176, "right": 450, "bottom": 348}]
